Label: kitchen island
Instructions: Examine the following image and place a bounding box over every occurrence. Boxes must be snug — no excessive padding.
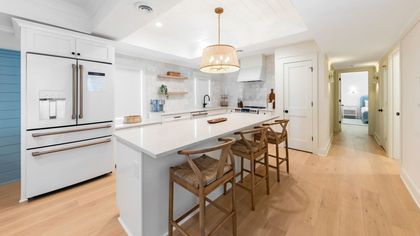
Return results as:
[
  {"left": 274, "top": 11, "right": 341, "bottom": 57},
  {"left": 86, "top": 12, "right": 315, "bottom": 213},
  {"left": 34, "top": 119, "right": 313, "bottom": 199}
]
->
[{"left": 113, "top": 112, "right": 279, "bottom": 236}]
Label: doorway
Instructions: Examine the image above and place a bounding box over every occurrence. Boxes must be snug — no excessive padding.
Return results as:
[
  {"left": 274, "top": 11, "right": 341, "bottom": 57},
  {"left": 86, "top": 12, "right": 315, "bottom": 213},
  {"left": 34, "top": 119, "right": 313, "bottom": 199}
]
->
[{"left": 340, "top": 71, "right": 369, "bottom": 126}]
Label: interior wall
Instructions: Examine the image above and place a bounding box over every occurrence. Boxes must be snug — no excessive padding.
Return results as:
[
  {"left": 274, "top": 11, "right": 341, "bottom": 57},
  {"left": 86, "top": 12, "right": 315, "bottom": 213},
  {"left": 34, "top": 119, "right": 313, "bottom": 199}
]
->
[
  {"left": 0, "top": 49, "right": 20, "bottom": 185},
  {"left": 274, "top": 41, "right": 333, "bottom": 156},
  {"left": 0, "top": 31, "right": 19, "bottom": 51},
  {"left": 114, "top": 54, "right": 223, "bottom": 118},
  {"left": 341, "top": 72, "right": 369, "bottom": 107},
  {"left": 400, "top": 21, "right": 420, "bottom": 207}
]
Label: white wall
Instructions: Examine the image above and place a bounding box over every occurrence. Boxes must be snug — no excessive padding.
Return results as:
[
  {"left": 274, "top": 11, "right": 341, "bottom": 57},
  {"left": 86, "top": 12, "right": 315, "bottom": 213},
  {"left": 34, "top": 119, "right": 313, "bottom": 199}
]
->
[
  {"left": 341, "top": 72, "right": 369, "bottom": 107},
  {"left": 114, "top": 68, "right": 143, "bottom": 117},
  {"left": 114, "top": 54, "right": 223, "bottom": 118},
  {"left": 274, "top": 41, "right": 333, "bottom": 156},
  {"left": 0, "top": 31, "right": 19, "bottom": 50},
  {"left": 400, "top": 21, "right": 420, "bottom": 207},
  {"left": 318, "top": 54, "right": 334, "bottom": 156}
]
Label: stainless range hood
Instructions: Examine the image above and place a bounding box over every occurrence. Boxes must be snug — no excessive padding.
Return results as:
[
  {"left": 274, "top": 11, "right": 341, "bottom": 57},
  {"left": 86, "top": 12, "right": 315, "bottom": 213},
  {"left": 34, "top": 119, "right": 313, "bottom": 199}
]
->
[{"left": 237, "top": 55, "right": 265, "bottom": 82}]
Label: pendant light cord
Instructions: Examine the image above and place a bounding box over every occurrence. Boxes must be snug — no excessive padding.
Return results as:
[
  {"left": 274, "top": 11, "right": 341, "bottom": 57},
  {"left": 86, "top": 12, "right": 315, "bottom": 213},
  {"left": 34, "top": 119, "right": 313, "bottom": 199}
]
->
[{"left": 218, "top": 13, "right": 221, "bottom": 45}]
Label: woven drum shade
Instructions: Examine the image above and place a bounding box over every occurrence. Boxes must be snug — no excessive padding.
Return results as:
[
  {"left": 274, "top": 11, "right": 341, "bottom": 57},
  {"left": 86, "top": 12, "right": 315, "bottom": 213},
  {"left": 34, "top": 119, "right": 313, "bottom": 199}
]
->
[{"left": 200, "top": 44, "right": 240, "bottom": 73}]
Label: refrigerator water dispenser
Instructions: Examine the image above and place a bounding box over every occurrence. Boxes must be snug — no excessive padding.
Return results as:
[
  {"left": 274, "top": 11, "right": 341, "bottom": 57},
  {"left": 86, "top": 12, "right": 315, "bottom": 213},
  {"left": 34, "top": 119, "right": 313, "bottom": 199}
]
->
[{"left": 39, "top": 91, "right": 66, "bottom": 120}]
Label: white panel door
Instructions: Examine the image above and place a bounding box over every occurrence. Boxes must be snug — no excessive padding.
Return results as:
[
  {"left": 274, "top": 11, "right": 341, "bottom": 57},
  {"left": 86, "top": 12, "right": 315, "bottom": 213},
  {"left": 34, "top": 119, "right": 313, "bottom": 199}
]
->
[
  {"left": 77, "top": 60, "right": 114, "bottom": 125},
  {"left": 284, "top": 60, "right": 313, "bottom": 152},
  {"left": 392, "top": 52, "right": 401, "bottom": 159},
  {"left": 26, "top": 54, "right": 77, "bottom": 130},
  {"left": 378, "top": 68, "right": 388, "bottom": 147}
]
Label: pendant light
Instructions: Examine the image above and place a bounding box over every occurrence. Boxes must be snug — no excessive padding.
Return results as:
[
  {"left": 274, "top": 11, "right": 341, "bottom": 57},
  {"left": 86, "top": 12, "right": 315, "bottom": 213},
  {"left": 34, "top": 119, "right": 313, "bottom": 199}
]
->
[{"left": 200, "top": 7, "right": 240, "bottom": 74}]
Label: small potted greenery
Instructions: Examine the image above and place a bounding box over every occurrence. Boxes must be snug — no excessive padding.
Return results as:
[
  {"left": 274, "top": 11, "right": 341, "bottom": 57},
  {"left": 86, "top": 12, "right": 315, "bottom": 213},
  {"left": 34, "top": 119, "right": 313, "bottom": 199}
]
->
[{"left": 159, "top": 84, "right": 168, "bottom": 98}]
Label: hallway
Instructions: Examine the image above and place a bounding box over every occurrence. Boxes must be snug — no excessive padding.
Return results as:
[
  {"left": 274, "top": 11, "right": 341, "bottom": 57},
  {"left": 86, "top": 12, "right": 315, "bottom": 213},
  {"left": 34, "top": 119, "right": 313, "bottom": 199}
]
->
[
  {"left": 0, "top": 126, "right": 419, "bottom": 235},
  {"left": 177, "top": 124, "right": 420, "bottom": 235}
]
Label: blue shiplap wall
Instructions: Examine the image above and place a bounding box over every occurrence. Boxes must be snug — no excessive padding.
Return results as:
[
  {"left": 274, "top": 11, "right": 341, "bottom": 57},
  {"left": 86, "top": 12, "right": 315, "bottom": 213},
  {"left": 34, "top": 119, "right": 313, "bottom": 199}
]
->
[{"left": 0, "top": 49, "right": 20, "bottom": 184}]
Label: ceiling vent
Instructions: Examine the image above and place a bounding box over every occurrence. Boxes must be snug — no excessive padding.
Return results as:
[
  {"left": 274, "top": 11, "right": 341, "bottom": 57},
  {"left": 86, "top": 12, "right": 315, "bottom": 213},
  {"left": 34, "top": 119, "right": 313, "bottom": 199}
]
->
[{"left": 135, "top": 2, "right": 153, "bottom": 14}]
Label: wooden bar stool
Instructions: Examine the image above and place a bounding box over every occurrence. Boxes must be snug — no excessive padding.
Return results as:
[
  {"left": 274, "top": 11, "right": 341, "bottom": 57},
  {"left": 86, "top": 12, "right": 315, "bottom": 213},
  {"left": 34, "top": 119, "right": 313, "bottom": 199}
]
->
[
  {"left": 228, "top": 127, "right": 270, "bottom": 211},
  {"left": 254, "top": 119, "right": 289, "bottom": 182},
  {"left": 168, "top": 138, "right": 237, "bottom": 236}
]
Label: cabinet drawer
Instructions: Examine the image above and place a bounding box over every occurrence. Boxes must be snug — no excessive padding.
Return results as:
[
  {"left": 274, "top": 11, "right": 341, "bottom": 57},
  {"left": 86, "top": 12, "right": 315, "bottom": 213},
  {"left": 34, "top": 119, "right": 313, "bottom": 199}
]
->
[
  {"left": 26, "top": 137, "right": 113, "bottom": 198},
  {"left": 26, "top": 29, "right": 76, "bottom": 58},
  {"left": 26, "top": 123, "right": 113, "bottom": 149},
  {"left": 162, "top": 113, "right": 190, "bottom": 122},
  {"left": 76, "top": 39, "right": 114, "bottom": 63}
]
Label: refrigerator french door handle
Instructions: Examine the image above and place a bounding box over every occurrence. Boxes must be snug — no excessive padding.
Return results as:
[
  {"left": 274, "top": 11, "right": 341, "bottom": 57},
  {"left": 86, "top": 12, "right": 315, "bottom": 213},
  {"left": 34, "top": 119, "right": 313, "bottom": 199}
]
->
[
  {"left": 32, "top": 138, "right": 111, "bottom": 157},
  {"left": 72, "top": 64, "right": 77, "bottom": 119},
  {"left": 79, "top": 64, "right": 84, "bottom": 119},
  {"left": 32, "top": 124, "right": 112, "bottom": 137}
]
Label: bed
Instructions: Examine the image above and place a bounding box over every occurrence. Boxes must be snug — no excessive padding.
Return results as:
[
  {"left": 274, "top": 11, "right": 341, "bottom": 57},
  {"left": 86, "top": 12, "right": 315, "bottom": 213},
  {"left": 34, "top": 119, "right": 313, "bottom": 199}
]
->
[{"left": 360, "top": 95, "right": 369, "bottom": 124}]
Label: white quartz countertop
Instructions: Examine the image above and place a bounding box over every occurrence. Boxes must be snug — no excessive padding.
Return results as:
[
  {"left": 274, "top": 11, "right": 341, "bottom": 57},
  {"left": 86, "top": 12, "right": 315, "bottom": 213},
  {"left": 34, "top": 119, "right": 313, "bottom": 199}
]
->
[{"left": 113, "top": 113, "right": 279, "bottom": 158}]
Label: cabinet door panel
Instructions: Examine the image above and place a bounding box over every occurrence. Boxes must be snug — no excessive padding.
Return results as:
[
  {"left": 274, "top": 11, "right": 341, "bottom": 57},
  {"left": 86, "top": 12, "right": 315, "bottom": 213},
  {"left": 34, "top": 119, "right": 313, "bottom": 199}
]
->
[
  {"left": 27, "top": 29, "right": 76, "bottom": 58},
  {"left": 76, "top": 39, "right": 114, "bottom": 63}
]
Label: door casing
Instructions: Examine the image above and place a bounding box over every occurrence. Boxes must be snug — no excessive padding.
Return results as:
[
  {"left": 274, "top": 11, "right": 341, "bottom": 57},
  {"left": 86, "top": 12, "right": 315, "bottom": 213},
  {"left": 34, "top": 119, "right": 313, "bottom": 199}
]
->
[{"left": 276, "top": 54, "right": 318, "bottom": 154}]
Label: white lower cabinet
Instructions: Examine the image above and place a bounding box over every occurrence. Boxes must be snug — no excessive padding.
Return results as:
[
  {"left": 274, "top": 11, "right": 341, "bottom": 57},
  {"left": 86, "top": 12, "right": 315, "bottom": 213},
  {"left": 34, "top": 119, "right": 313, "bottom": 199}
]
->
[{"left": 26, "top": 137, "right": 113, "bottom": 198}]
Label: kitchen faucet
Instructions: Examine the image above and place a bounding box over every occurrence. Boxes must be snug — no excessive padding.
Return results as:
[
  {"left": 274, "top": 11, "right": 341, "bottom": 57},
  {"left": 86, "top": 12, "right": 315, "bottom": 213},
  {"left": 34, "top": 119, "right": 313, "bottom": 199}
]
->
[{"left": 203, "top": 94, "right": 210, "bottom": 108}]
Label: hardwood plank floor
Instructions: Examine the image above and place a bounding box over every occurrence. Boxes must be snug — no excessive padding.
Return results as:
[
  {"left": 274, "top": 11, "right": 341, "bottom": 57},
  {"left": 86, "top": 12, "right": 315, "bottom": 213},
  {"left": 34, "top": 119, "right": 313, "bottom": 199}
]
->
[{"left": 0, "top": 124, "right": 419, "bottom": 236}]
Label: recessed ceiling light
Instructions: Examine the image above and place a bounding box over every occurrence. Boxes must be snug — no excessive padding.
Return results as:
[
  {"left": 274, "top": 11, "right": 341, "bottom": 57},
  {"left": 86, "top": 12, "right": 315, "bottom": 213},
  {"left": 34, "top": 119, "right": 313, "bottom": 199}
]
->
[{"left": 155, "top": 22, "right": 163, "bottom": 28}]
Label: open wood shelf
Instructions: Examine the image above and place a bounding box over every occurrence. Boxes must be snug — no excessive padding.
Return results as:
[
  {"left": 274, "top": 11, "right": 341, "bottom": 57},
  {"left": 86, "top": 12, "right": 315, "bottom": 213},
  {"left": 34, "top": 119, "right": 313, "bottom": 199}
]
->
[
  {"left": 158, "top": 75, "right": 188, "bottom": 80},
  {"left": 167, "top": 91, "right": 188, "bottom": 96}
]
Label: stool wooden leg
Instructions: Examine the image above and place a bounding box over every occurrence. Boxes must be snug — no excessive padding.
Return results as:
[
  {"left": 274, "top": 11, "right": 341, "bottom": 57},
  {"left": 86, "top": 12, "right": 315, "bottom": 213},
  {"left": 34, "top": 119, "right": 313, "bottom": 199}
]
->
[
  {"left": 240, "top": 157, "right": 244, "bottom": 183},
  {"left": 199, "top": 188, "right": 206, "bottom": 236},
  {"left": 231, "top": 178, "right": 237, "bottom": 236},
  {"left": 265, "top": 151, "right": 270, "bottom": 195},
  {"left": 223, "top": 182, "right": 227, "bottom": 195},
  {"left": 250, "top": 157, "right": 255, "bottom": 211},
  {"left": 275, "top": 143, "right": 280, "bottom": 182},
  {"left": 168, "top": 176, "right": 174, "bottom": 236},
  {"left": 285, "top": 138, "right": 290, "bottom": 174}
]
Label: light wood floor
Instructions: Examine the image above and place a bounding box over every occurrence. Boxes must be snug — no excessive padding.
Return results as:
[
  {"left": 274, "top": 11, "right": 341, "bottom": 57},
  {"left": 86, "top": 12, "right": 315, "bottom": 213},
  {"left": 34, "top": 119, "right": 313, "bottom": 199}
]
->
[{"left": 0, "top": 125, "right": 419, "bottom": 236}]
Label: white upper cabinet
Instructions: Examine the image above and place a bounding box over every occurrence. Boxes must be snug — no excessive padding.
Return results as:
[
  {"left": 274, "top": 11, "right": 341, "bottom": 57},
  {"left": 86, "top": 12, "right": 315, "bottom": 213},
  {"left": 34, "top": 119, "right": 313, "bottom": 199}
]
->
[
  {"left": 26, "top": 29, "right": 76, "bottom": 58},
  {"left": 25, "top": 28, "right": 114, "bottom": 63},
  {"left": 76, "top": 39, "right": 114, "bottom": 63}
]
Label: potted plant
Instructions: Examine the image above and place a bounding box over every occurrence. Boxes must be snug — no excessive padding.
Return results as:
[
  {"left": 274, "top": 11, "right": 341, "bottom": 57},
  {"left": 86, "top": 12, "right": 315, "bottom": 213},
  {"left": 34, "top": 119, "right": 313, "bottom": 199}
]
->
[{"left": 159, "top": 84, "right": 168, "bottom": 98}]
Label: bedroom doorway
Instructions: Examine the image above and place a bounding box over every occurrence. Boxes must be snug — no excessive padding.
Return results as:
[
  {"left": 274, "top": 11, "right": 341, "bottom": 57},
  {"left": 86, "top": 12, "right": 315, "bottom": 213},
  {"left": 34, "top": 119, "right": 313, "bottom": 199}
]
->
[{"left": 339, "top": 71, "right": 369, "bottom": 126}]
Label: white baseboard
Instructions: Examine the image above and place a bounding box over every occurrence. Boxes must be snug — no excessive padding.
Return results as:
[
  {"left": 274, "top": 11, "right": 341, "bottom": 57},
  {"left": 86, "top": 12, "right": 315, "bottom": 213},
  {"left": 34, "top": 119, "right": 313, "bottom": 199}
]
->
[
  {"left": 317, "top": 134, "right": 333, "bottom": 157},
  {"left": 374, "top": 133, "right": 382, "bottom": 146},
  {"left": 118, "top": 217, "right": 134, "bottom": 236},
  {"left": 400, "top": 168, "right": 420, "bottom": 209}
]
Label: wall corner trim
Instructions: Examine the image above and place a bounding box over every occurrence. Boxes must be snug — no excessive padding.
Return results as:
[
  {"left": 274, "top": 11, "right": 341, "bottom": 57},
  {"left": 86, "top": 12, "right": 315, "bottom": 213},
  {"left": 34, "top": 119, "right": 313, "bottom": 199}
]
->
[
  {"left": 317, "top": 133, "right": 333, "bottom": 157},
  {"left": 400, "top": 168, "right": 420, "bottom": 209}
]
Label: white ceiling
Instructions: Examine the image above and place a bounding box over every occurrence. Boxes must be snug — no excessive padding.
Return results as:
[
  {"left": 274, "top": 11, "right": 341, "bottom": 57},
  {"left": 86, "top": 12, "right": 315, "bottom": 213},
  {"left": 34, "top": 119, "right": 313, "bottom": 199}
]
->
[
  {"left": 292, "top": 0, "right": 420, "bottom": 69},
  {"left": 122, "top": 0, "right": 308, "bottom": 59},
  {"left": 0, "top": 0, "right": 419, "bottom": 68}
]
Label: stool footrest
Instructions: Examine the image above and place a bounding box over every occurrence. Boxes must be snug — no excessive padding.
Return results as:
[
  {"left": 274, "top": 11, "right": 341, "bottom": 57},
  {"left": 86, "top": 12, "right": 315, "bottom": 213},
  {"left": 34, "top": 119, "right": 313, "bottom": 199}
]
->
[{"left": 175, "top": 204, "right": 200, "bottom": 224}]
